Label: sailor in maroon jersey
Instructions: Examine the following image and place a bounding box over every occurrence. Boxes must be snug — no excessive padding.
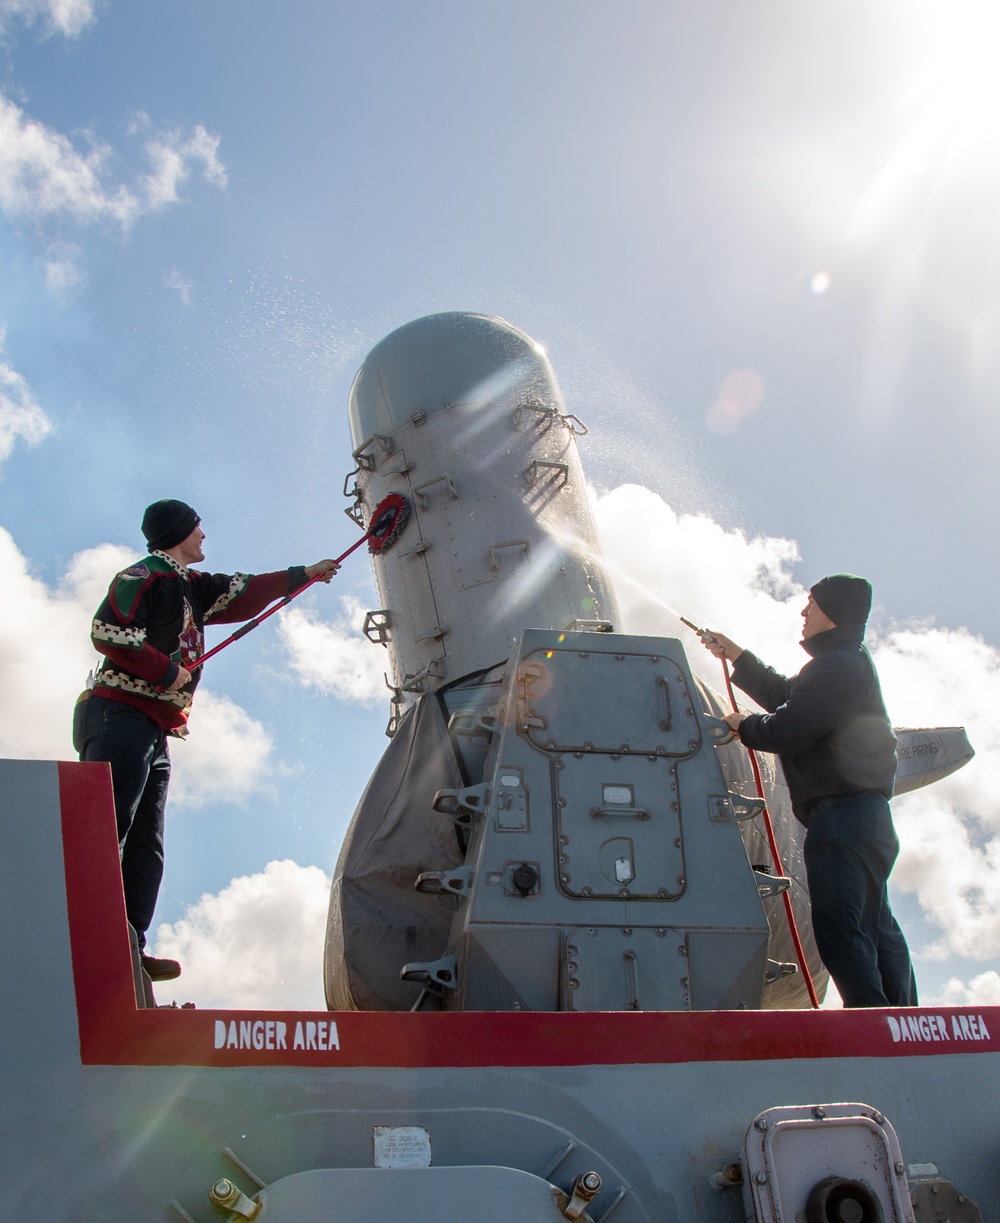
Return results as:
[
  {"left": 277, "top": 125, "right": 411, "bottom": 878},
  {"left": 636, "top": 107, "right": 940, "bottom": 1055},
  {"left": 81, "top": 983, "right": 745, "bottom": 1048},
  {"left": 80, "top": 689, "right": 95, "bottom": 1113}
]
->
[{"left": 77, "top": 499, "right": 337, "bottom": 981}]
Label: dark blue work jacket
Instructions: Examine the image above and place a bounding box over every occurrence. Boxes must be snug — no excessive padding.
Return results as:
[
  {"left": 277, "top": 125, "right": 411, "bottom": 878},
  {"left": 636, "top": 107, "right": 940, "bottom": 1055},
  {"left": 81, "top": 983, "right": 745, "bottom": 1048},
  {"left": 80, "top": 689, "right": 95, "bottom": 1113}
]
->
[{"left": 731, "top": 624, "right": 897, "bottom": 826}]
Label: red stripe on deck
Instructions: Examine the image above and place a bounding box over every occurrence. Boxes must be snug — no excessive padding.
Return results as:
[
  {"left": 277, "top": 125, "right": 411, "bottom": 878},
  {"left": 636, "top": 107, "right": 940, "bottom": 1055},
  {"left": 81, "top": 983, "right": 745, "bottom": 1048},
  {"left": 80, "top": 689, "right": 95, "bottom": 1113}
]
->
[{"left": 57, "top": 761, "right": 1000, "bottom": 1069}]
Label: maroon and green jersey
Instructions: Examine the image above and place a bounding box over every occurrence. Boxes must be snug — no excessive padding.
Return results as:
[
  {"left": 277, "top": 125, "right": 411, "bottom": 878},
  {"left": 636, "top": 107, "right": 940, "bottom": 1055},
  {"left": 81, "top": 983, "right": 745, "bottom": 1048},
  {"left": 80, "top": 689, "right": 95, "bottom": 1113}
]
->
[{"left": 91, "top": 551, "right": 307, "bottom": 731}]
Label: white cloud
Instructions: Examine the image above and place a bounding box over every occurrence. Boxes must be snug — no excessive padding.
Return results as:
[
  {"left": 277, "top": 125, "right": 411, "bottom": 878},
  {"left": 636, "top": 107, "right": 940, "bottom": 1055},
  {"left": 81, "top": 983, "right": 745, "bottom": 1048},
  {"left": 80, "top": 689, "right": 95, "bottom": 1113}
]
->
[
  {"left": 139, "top": 121, "right": 227, "bottom": 206},
  {"left": 169, "top": 691, "right": 277, "bottom": 810},
  {"left": 0, "top": 530, "right": 278, "bottom": 812},
  {"left": 0, "top": 91, "right": 139, "bottom": 226},
  {"left": 165, "top": 267, "right": 192, "bottom": 306},
  {"left": 0, "top": 329, "right": 54, "bottom": 469},
  {"left": 0, "top": 90, "right": 226, "bottom": 231},
  {"left": 595, "top": 483, "right": 806, "bottom": 680},
  {"left": 0, "top": 0, "right": 96, "bottom": 38},
  {"left": 277, "top": 595, "right": 387, "bottom": 705},
  {"left": 43, "top": 242, "right": 84, "bottom": 300},
  {"left": 0, "top": 529, "right": 130, "bottom": 759},
  {"left": 151, "top": 860, "right": 331, "bottom": 1009},
  {"left": 593, "top": 482, "right": 1000, "bottom": 998},
  {"left": 871, "top": 626, "right": 1000, "bottom": 964},
  {"left": 939, "top": 971, "right": 1000, "bottom": 1007}
]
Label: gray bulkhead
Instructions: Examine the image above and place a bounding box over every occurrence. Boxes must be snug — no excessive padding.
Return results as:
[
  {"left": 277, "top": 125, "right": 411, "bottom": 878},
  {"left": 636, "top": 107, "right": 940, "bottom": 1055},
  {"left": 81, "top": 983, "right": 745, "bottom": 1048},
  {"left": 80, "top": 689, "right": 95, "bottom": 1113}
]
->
[{"left": 345, "top": 311, "right": 621, "bottom": 722}]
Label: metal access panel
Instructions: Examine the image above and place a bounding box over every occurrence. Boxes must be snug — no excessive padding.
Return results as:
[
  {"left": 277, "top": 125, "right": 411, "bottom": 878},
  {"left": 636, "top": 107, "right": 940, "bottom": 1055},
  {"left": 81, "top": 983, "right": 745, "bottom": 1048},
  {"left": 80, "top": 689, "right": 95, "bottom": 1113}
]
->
[
  {"left": 518, "top": 650, "right": 701, "bottom": 756},
  {"left": 743, "top": 1103, "right": 916, "bottom": 1223},
  {"left": 520, "top": 647, "right": 699, "bottom": 901},
  {"left": 563, "top": 927, "right": 689, "bottom": 1011},
  {"left": 444, "top": 628, "right": 772, "bottom": 1011},
  {"left": 235, "top": 1165, "right": 583, "bottom": 1223},
  {"left": 555, "top": 754, "right": 684, "bottom": 899}
]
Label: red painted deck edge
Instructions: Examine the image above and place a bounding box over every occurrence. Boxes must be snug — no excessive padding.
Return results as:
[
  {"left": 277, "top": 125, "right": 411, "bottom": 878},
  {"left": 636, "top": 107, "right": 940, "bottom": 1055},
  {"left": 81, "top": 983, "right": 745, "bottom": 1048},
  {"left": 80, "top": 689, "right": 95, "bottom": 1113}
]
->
[{"left": 57, "top": 760, "right": 1000, "bottom": 1069}]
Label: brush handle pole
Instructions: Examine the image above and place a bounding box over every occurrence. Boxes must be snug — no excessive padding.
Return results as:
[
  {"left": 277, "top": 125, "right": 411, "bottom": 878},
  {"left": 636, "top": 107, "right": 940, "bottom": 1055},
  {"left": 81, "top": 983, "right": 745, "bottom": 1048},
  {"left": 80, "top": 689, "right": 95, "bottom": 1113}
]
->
[{"left": 187, "top": 527, "right": 377, "bottom": 672}]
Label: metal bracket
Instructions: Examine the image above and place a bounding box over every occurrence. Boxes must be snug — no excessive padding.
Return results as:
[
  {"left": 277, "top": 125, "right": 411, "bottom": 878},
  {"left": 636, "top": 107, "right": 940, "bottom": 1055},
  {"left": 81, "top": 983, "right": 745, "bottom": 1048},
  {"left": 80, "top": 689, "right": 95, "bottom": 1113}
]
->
[
  {"left": 344, "top": 499, "right": 366, "bottom": 528},
  {"left": 527, "top": 459, "right": 569, "bottom": 489},
  {"left": 352, "top": 433, "right": 395, "bottom": 472},
  {"left": 729, "top": 793, "right": 767, "bottom": 821},
  {"left": 432, "top": 782, "right": 491, "bottom": 826},
  {"left": 708, "top": 793, "right": 766, "bottom": 822},
  {"left": 763, "top": 959, "right": 798, "bottom": 985},
  {"left": 512, "top": 400, "right": 589, "bottom": 437},
  {"left": 414, "top": 474, "right": 458, "bottom": 509},
  {"left": 563, "top": 619, "right": 615, "bottom": 633},
  {"left": 400, "top": 954, "right": 459, "bottom": 991},
  {"left": 448, "top": 709, "right": 500, "bottom": 748},
  {"left": 754, "top": 871, "right": 791, "bottom": 899},
  {"left": 909, "top": 1178, "right": 983, "bottom": 1222},
  {"left": 563, "top": 1172, "right": 602, "bottom": 1220},
  {"left": 208, "top": 1179, "right": 260, "bottom": 1220},
  {"left": 488, "top": 539, "right": 531, "bottom": 571},
  {"left": 415, "top": 866, "right": 475, "bottom": 896},
  {"left": 399, "top": 660, "right": 445, "bottom": 693},
  {"left": 383, "top": 675, "right": 406, "bottom": 739},
  {"left": 706, "top": 717, "right": 737, "bottom": 745},
  {"left": 363, "top": 610, "right": 391, "bottom": 645},
  {"left": 516, "top": 662, "right": 547, "bottom": 692},
  {"left": 342, "top": 467, "right": 361, "bottom": 499},
  {"left": 512, "top": 399, "right": 559, "bottom": 432},
  {"left": 398, "top": 540, "right": 431, "bottom": 557}
]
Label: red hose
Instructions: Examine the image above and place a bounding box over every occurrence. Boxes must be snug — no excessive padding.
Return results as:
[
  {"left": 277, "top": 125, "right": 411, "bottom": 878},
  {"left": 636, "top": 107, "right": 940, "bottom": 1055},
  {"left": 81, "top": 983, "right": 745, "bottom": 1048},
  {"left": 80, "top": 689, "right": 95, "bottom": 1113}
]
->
[{"left": 721, "top": 659, "right": 820, "bottom": 1009}]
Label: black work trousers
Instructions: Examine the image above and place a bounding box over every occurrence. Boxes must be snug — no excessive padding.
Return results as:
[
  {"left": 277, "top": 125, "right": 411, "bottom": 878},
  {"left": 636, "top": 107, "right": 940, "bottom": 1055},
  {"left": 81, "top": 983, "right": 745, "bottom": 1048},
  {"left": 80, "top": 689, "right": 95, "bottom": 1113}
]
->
[
  {"left": 804, "top": 791, "right": 917, "bottom": 1008},
  {"left": 79, "top": 695, "right": 171, "bottom": 951}
]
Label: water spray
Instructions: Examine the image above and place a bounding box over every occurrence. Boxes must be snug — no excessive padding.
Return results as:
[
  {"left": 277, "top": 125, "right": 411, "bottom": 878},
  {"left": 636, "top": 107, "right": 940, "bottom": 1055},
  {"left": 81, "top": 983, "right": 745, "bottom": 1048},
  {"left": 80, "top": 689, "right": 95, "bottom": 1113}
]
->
[{"left": 187, "top": 493, "right": 411, "bottom": 672}]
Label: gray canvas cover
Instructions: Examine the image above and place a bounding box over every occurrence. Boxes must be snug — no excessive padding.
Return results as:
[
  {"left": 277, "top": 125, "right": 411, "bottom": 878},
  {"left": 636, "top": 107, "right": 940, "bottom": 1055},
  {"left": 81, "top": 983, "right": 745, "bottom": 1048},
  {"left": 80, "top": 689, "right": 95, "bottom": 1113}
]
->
[{"left": 324, "top": 693, "right": 465, "bottom": 1010}]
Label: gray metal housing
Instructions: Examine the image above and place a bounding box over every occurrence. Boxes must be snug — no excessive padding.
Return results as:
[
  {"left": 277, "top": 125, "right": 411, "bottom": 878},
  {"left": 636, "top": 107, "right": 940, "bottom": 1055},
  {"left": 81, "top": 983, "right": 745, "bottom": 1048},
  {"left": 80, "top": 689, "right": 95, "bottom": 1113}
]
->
[
  {"left": 346, "top": 312, "right": 621, "bottom": 723},
  {"left": 427, "top": 628, "right": 773, "bottom": 1012}
]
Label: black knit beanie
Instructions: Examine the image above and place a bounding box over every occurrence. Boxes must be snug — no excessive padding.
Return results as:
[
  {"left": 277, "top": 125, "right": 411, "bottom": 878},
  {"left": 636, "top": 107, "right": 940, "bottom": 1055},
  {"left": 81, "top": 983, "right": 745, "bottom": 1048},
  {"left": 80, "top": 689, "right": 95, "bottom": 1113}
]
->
[
  {"left": 142, "top": 500, "right": 200, "bottom": 551},
  {"left": 810, "top": 573, "right": 872, "bottom": 626}
]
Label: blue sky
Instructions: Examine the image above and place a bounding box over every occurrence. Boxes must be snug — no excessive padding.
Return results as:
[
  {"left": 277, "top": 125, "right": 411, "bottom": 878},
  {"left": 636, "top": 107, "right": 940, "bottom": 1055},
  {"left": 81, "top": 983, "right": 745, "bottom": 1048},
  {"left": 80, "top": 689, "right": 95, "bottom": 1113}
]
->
[{"left": 2, "top": 0, "right": 999, "bottom": 1009}]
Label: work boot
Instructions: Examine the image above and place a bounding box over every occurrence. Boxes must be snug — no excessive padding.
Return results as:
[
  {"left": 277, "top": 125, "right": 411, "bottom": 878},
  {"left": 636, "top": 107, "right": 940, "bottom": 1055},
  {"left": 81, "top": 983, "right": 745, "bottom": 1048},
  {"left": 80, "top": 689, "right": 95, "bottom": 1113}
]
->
[{"left": 140, "top": 954, "right": 181, "bottom": 981}]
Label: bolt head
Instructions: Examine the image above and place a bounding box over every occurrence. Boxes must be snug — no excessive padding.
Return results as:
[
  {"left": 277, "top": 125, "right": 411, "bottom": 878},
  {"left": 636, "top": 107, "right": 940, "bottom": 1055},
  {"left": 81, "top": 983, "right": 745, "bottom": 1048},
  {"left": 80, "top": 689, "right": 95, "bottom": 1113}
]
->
[
  {"left": 754, "top": 1171, "right": 767, "bottom": 1186},
  {"left": 754, "top": 1117, "right": 769, "bottom": 1131},
  {"left": 210, "top": 1179, "right": 234, "bottom": 1203},
  {"left": 582, "top": 1172, "right": 602, "bottom": 1192}
]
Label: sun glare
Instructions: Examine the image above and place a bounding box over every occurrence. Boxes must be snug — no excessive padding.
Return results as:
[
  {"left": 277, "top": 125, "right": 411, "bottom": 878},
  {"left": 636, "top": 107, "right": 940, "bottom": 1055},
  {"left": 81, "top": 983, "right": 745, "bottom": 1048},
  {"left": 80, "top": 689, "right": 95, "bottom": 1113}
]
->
[
  {"left": 837, "top": 0, "right": 1000, "bottom": 335},
  {"left": 778, "top": 0, "right": 1000, "bottom": 339},
  {"left": 917, "top": 0, "right": 1000, "bottom": 155}
]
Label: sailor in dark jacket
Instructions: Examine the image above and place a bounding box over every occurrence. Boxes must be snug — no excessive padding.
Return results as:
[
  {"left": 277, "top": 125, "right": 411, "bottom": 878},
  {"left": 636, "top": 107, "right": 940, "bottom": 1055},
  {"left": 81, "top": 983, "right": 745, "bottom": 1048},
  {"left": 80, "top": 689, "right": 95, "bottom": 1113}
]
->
[{"left": 701, "top": 574, "right": 917, "bottom": 1008}]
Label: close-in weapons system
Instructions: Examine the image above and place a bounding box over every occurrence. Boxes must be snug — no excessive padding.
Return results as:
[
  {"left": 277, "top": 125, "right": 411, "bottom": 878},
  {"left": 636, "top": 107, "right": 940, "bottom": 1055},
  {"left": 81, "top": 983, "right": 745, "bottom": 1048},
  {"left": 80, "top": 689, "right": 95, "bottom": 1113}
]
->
[{"left": 0, "top": 312, "right": 991, "bottom": 1222}]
